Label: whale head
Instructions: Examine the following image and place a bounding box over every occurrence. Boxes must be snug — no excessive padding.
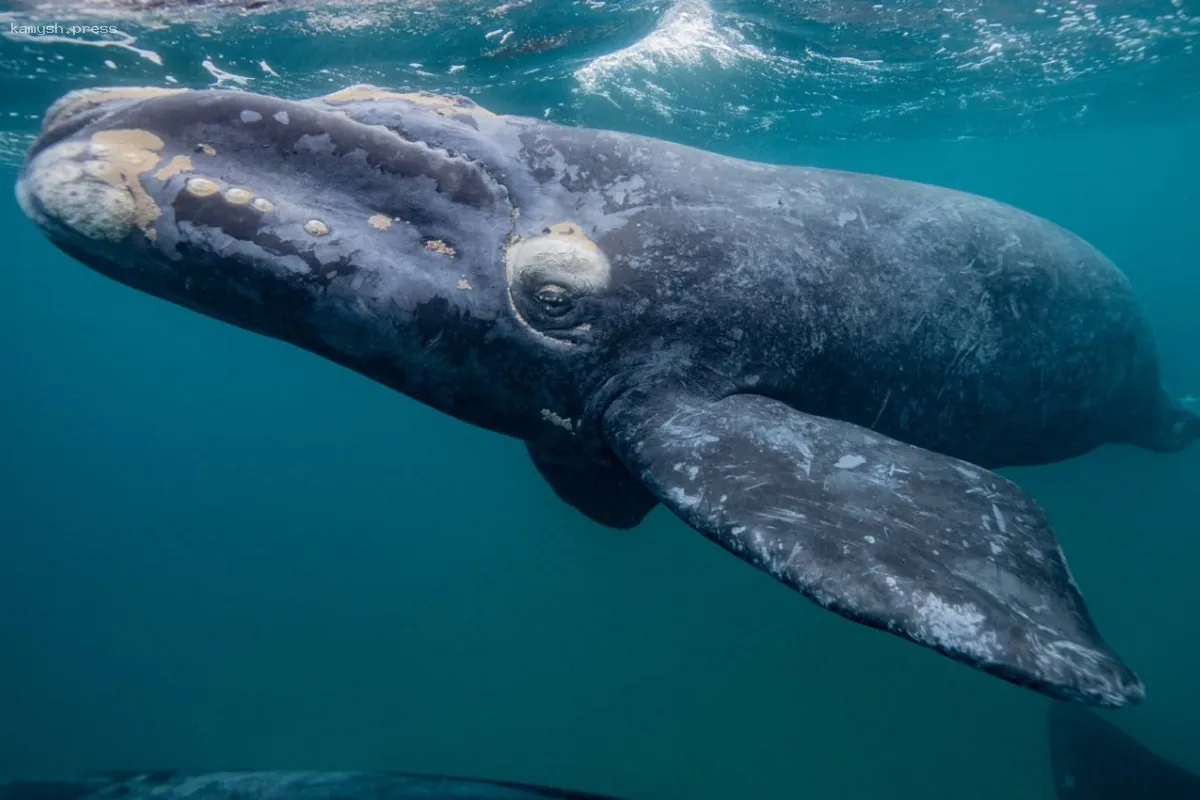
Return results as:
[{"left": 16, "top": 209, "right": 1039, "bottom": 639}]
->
[{"left": 15, "top": 85, "right": 599, "bottom": 436}]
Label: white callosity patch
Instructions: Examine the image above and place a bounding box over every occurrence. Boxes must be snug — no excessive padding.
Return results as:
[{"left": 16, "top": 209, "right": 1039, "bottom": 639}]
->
[
  {"left": 505, "top": 222, "right": 611, "bottom": 344},
  {"left": 22, "top": 131, "right": 166, "bottom": 243},
  {"left": 41, "top": 86, "right": 186, "bottom": 131},
  {"left": 506, "top": 223, "right": 612, "bottom": 291},
  {"left": 185, "top": 177, "right": 219, "bottom": 197},
  {"left": 224, "top": 188, "right": 254, "bottom": 205},
  {"left": 317, "top": 85, "right": 498, "bottom": 119}
]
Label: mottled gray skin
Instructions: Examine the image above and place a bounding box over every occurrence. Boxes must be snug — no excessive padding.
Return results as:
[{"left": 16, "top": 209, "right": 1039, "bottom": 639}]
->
[
  {"left": 0, "top": 771, "right": 619, "bottom": 800},
  {"left": 16, "top": 86, "right": 1198, "bottom": 710}
]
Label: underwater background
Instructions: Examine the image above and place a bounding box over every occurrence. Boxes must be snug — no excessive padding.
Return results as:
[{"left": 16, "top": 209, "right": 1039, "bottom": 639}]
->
[{"left": 0, "top": 1, "right": 1197, "bottom": 797}]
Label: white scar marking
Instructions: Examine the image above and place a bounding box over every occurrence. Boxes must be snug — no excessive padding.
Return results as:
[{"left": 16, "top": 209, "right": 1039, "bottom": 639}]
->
[
  {"left": 273, "top": 111, "right": 290, "bottom": 124},
  {"left": 834, "top": 454, "right": 865, "bottom": 469},
  {"left": 239, "top": 109, "right": 262, "bottom": 123},
  {"left": 953, "top": 464, "right": 980, "bottom": 482},
  {"left": 991, "top": 503, "right": 1008, "bottom": 534}
]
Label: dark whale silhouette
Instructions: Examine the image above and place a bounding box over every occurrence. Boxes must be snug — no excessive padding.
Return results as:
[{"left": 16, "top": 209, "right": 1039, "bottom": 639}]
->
[{"left": 1049, "top": 703, "right": 1200, "bottom": 798}]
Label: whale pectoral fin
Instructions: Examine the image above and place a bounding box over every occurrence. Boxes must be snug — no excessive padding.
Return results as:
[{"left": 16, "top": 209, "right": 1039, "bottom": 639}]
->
[
  {"left": 525, "top": 440, "right": 658, "bottom": 530},
  {"left": 602, "top": 389, "right": 1144, "bottom": 708}
]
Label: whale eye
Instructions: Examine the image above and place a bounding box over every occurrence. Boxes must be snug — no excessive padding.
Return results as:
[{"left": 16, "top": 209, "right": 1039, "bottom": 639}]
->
[{"left": 534, "top": 283, "right": 573, "bottom": 316}]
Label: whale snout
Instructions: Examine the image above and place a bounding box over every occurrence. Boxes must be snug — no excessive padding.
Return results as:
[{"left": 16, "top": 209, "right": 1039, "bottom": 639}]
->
[
  {"left": 18, "top": 130, "right": 165, "bottom": 245},
  {"left": 15, "top": 84, "right": 539, "bottom": 435},
  {"left": 16, "top": 85, "right": 517, "bottom": 342}
]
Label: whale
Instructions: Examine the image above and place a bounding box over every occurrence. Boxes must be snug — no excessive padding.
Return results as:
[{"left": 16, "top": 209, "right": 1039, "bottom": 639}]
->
[{"left": 16, "top": 84, "right": 1199, "bottom": 709}]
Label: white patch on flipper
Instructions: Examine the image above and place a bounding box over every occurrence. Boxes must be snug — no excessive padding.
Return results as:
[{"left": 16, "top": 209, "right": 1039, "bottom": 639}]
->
[
  {"left": 1036, "top": 640, "right": 1133, "bottom": 705},
  {"left": 834, "top": 454, "right": 865, "bottom": 469},
  {"left": 671, "top": 462, "right": 700, "bottom": 480},
  {"left": 667, "top": 485, "right": 702, "bottom": 509},
  {"left": 913, "top": 593, "right": 1000, "bottom": 661}
]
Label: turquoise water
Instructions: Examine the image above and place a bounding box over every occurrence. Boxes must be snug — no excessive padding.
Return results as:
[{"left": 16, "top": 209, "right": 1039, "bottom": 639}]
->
[{"left": 0, "top": 2, "right": 1197, "bottom": 798}]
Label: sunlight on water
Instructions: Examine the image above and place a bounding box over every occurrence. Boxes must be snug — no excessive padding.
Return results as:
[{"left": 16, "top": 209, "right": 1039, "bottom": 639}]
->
[{"left": 1, "top": 0, "right": 1198, "bottom": 157}]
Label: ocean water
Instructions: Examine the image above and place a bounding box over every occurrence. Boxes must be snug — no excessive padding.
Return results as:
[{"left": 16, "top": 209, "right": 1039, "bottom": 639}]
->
[{"left": 0, "top": 1, "right": 1197, "bottom": 798}]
